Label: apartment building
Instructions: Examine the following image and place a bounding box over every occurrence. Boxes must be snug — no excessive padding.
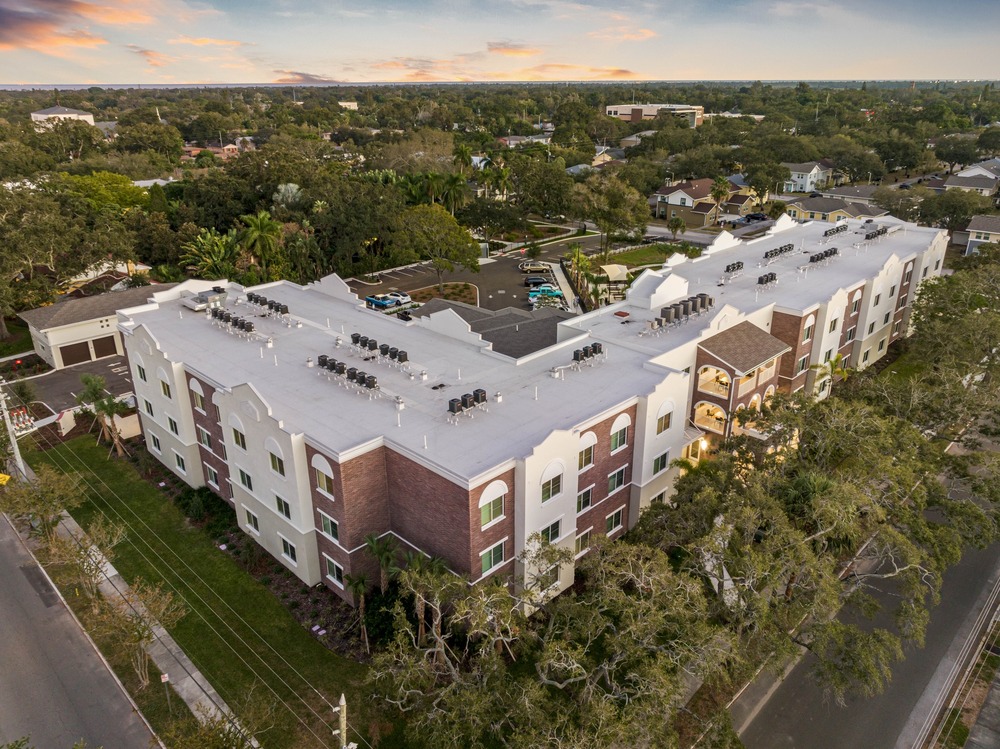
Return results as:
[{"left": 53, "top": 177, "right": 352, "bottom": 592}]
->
[
  {"left": 605, "top": 103, "right": 704, "bottom": 127},
  {"left": 118, "top": 215, "right": 946, "bottom": 606}
]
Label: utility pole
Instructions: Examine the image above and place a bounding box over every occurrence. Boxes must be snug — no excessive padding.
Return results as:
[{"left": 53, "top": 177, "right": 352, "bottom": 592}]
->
[
  {"left": 0, "top": 379, "right": 27, "bottom": 480},
  {"left": 330, "top": 693, "right": 357, "bottom": 749}
]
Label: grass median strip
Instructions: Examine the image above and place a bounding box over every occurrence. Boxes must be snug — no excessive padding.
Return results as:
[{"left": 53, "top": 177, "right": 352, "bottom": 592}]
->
[{"left": 30, "top": 437, "right": 391, "bottom": 749}]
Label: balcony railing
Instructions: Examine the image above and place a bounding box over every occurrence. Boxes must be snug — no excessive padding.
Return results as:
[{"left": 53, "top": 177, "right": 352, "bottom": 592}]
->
[
  {"left": 694, "top": 413, "right": 727, "bottom": 434},
  {"left": 697, "top": 375, "right": 731, "bottom": 397}
]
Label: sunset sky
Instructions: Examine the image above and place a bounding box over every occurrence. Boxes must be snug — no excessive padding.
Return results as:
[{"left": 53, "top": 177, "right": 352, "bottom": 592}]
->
[{"left": 1, "top": 0, "right": 998, "bottom": 86}]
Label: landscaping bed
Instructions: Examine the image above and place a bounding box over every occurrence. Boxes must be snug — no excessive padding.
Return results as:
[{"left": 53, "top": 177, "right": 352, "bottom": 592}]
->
[{"left": 409, "top": 282, "right": 479, "bottom": 306}]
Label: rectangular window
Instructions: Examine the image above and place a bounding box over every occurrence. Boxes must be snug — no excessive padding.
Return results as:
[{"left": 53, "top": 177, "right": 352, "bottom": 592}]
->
[
  {"left": 893, "top": 321, "right": 902, "bottom": 336},
  {"left": 316, "top": 468, "right": 334, "bottom": 496},
  {"left": 608, "top": 467, "right": 626, "bottom": 494},
  {"left": 281, "top": 537, "right": 297, "bottom": 564},
  {"left": 480, "top": 495, "right": 503, "bottom": 528},
  {"left": 606, "top": 508, "right": 624, "bottom": 534},
  {"left": 610, "top": 427, "right": 628, "bottom": 452},
  {"left": 882, "top": 312, "right": 890, "bottom": 325},
  {"left": 577, "top": 486, "right": 593, "bottom": 513},
  {"left": 540, "top": 520, "right": 561, "bottom": 544},
  {"left": 232, "top": 428, "right": 247, "bottom": 450},
  {"left": 796, "top": 355, "right": 808, "bottom": 374},
  {"left": 167, "top": 417, "right": 178, "bottom": 435},
  {"left": 206, "top": 464, "right": 219, "bottom": 487},
  {"left": 144, "top": 399, "right": 154, "bottom": 416},
  {"left": 245, "top": 509, "right": 259, "bottom": 533},
  {"left": 160, "top": 380, "right": 172, "bottom": 399},
  {"left": 851, "top": 299, "right": 861, "bottom": 315},
  {"left": 922, "top": 267, "right": 928, "bottom": 278},
  {"left": 862, "top": 349, "right": 871, "bottom": 363},
  {"left": 823, "top": 349, "right": 832, "bottom": 363},
  {"left": 802, "top": 324, "right": 814, "bottom": 343},
  {"left": 174, "top": 453, "right": 186, "bottom": 472},
  {"left": 904, "top": 268, "right": 913, "bottom": 284},
  {"left": 325, "top": 557, "right": 344, "bottom": 587},
  {"left": 653, "top": 451, "right": 669, "bottom": 475},
  {"left": 846, "top": 326, "right": 856, "bottom": 342},
  {"left": 481, "top": 541, "right": 504, "bottom": 575},
  {"left": 191, "top": 391, "right": 205, "bottom": 411},
  {"left": 873, "top": 293, "right": 881, "bottom": 307},
  {"left": 898, "top": 295, "right": 907, "bottom": 309},
  {"left": 275, "top": 495, "right": 291, "bottom": 519},
  {"left": 651, "top": 491, "right": 667, "bottom": 504},
  {"left": 578, "top": 445, "right": 593, "bottom": 471},
  {"left": 238, "top": 469, "right": 253, "bottom": 492},
  {"left": 935, "top": 259, "right": 941, "bottom": 270},
  {"left": 319, "top": 512, "right": 339, "bottom": 541},
  {"left": 575, "top": 529, "right": 592, "bottom": 556},
  {"left": 889, "top": 285, "right": 896, "bottom": 298},
  {"left": 269, "top": 452, "right": 285, "bottom": 477},
  {"left": 137, "top": 364, "right": 147, "bottom": 382},
  {"left": 538, "top": 564, "right": 559, "bottom": 589},
  {"left": 867, "top": 322, "right": 875, "bottom": 335},
  {"left": 541, "top": 474, "right": 562, "bottom": 502},
  {"left": 842, "top": 355, "right": 851, "bottom": 369},
  {"left": 656, "top": 412, "right": 672, "bottom": 434},
  {"left": 829, "top": 318, "right": 838, "bottom": 333},
  {"left": 878, "top": 338, "right": 886, "bottom": 352},
  {"left": 150, "top": 433, "right": 161, "bottom": 453},
  {"left": 197, "top": 426, "right": 212, "bottom": 449}
]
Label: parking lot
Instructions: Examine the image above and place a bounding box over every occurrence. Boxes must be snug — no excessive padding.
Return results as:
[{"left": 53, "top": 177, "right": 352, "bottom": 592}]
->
[{"left": 21, "top": 356, "right": 135, "bottom": 414}]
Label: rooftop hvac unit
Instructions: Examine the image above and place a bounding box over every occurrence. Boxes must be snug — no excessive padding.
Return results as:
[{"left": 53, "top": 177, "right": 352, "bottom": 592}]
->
[
  {"left": 592, "top": 342, "right": 604, "bottom": 355},
  {"left": 379, "top": 344, "right": 389, "bottom": 357},
  {"left": 346, "top": 367, "right": 357, "bottom": 381},
  {"left": 574, "top": 349, "right": 584, "bottom": 362},
  {"left": 367, "top": 339, "right": 378, "bottom": 351},
  {"left": 449, "top": 398, "right": 463, "bottom": 414},
  {"left": 474, "top": 388, "right": 487, "bottom": 404},
  {"left": 664, "top": 307, "right": 676, "bottom": 323},
  {"left": 325, "top": 358, "right": 337, "bottom": 371},
  {"left": 358, "top": 335, "right": 369, "bottom": 348},
  {"left": 388, "top": 347, "right": 398, "bottom": 360},
  {"left": 582, "top": 345, "right": 593, "bottom": 358},
  {"left": 672, "top": 302, "right": 685, "bottom": 318},
  {"left": 397, "top": 350, "right": 408, "bottom": 364},
  {"left": 279, "top": 304, "right": 289, "bottom": 315},
  {"left": 355, "top": 371, "right": 367, "bottom": 385},
  {"left": 365, "top": 375, "right": 377, "bottom": 389},
  {"left": 334, "top": 361, "right": 346, "bottom": 375},
  {"left": 318, "top": 355, "right": 329, "bottom": 367},
  {"left": 350, "top": 333, "right": 361, "bottom": 345},
  {"left": 212, "top": 286, "right": 225, "bottom": 294},
  {"left": 758, "top": 275, "right": 767, "bottom": 284},
  {"left": 461, "top": 393, "right": 475, "bottom": 410},
  {"left": 680, "top": 300, "right": 692, "bottom": 316}
]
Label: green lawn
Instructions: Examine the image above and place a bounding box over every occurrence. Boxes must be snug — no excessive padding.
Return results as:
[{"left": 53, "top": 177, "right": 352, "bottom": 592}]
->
[
  {"left": 607, "top": 244, "right": 679, "bottom": 268},
  {"left": 0, "top": 318, "right": 33, "bottom": 358},
  {"left": 30, "top": 438, "right": 394, "bottom": 749}
]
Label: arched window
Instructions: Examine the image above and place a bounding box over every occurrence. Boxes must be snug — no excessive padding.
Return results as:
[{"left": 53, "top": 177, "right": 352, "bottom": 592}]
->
[
  {"left": 610, "top": 413, "right": 631, "bottom": 452},
  {"left": 264, "top": 436, "right": 285, "bottom": 476},
  {"left": 802, "top": 313, "right": 817, "bottom": 343},
  {"left": 311, "top": 453, "right": 336, "bottom": 498},
  {"left": 478, "top": 480, "right": 508, "bottom": 529},
  {"left": 188, "top": 378, "right": 205, "bottom": 411},
  {"left": 656, "top": 400, "right": 675, "bottom": 435},
  {"left": 540, "top": 460, "right": 564, "bottom": 503}
]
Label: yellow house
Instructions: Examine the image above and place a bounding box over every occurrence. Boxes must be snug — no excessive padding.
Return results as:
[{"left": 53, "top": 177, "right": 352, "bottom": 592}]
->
[{"left": 785, "top": 197, "right": 888, "bottom": 223}]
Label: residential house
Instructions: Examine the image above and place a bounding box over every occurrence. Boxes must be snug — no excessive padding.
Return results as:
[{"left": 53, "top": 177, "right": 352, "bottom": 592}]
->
[
  {"left": 620, "top": 130, "right": 657, "bottom": 149},
  {"left": 965, "top": 215, "right": 1000, "bottom": 255},
  {"left": 118, "top": 215, "right": 946, "bottom": 605},
  {"left": 957, "top": 158, "right": 1000, "bottom": 181},
  {"left": 785, "top": 197, "right": 889, "bottom": 223},
  {"left": 817, "top": 184, "right": 880, "bottom": 205},
  {"left": 650, "top": 178, "right": 748, "bottom": 227},
  {"left": 943, "top": 174, "right": 999, "bottom": 199},
  {"left": 782, "top": 159, "right": 838, "bottom": 193}
]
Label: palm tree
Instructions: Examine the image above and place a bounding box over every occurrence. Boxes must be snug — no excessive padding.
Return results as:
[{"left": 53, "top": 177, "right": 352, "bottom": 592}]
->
[
  {"left": 394, "top": 552, "right": 448, "bottom": 647},
  {"left": 423, "top": 172, "right": 447, "bottom": 205},
  {"left": 667, "top": 216, "right": 687, "bottom": 242},
  {"left": 238, "top": 210, "right": 283, "bottom": 280},
  {"left": 96, "top": 395, "right": 130, "bottom": 458},
  {"left": 363, "top": 532, "right": 397, "bottom": 594},
  {"left": 453, "top": 144, "right": 473, "bottom": 175},
  {"left": 811, "top": 352, "right": 851, "bottom": 395},
  {"left": 344, "top": 573, "right": 369, "bottom": 653},
  {"left": 77, "top": 374, "right": 110, "bottom": 444},
  {"left": 180, "top": 228, "right": 239, "bottom": 279},
  {"left": 440, "top": 173, "right": 469, "bottom": 216},
  {"left": 493, "top": 165, "right": 513, "bottom": 201},
  {"left": 710, "top": 176, "right": 732, "bottom": 225}
]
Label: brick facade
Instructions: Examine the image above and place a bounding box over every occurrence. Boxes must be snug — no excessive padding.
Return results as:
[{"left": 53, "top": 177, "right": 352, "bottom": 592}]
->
[
  {"left": 187, "top": 371, "right": 231, "bottom": 503},
  {"left": 771, "top": 310, "right": 812, "bottom": 391},
  {"left": 575, "top": 405, "right": 637, "bottom": 538}
]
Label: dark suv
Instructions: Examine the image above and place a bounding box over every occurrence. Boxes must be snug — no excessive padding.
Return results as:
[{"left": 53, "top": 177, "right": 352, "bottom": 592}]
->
[
  {"left": 524, "top": 276, "right": 551, "bottom": 287},
  {"left": 746, "top": 212, "right": 769, "bottom": 222}
]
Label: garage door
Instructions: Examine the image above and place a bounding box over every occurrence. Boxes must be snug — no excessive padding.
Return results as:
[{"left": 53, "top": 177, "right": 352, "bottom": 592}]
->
[
  {"left": 59, "top": 341, "right": 92, "bottom": 366},
  {"left": 92, "top": 335, "right": 118, "bottom": 359}
]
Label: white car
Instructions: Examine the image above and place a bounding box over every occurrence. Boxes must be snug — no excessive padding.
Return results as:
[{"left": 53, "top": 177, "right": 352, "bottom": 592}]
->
[{"left": 386, "top": 291, "right": 412, "bottom": 305}]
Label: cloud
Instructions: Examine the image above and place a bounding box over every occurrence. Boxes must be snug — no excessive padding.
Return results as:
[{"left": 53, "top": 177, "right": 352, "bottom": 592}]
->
[
  {"left": 511, "top": 63, "right": 638, "bottom": 80},
  {"left": 169, "top": 35, "right": 244, "bottom": 47},
  {"left": 487, "top": 41, "right": 542, "bottom": 57},
  {"left": 273, "top": 69, "right": 340, "bottom": 84},
  {"left": 126, "top": 43, "right": 173, "bottom": 67},
  {"left": 588, "top": 25, "right": 657, "bottom": 41},
  {"left": 0, "top": 5, "right": 108, "bottom": 54}
]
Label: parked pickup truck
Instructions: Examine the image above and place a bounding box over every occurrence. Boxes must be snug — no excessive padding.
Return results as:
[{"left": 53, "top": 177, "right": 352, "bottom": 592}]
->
[{"left": 365, "top": 294, "right": 400, "bottom": 309}]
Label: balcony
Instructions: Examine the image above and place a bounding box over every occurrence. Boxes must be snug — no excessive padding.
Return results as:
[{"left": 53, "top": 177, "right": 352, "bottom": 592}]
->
[
  {"left": 697, "top": 366, "right": 731, "bottom": 398},
  {"left": 693, "top": 402, "right": 727, "bottom": 434},
  {"left": 736, "top": 359, "right": 778, "bottom": 398}
]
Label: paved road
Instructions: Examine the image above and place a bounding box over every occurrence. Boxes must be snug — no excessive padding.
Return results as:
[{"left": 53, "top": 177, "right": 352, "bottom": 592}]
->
[
  {"left": 21, "top": 356, "right": 133, "bottom": 414},
  {"left": 740, "top": 541, "right": 1000, "bottom": 749},
  {"left": 0, "top": 516, "right": 156, "bottom": 749}
]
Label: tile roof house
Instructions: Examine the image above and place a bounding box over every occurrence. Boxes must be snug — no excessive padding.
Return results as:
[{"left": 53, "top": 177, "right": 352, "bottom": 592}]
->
[
  {"left": 651, "top": 178, "right": 748, "bottom": 227},
  {"left": 965, "top": 215, "right": 1000, "bottom": 255},
  {"left": 786, "top": 197, "right": 889, "bottom": 223},
  {"left": 19, "top": 284, "right": 176, "bottom": 369}
]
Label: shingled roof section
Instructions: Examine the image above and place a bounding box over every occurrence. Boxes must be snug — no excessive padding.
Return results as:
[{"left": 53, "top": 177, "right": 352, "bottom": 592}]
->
[
  {"left": 698, "top": 321, "right": 791, "bottom": 375},
  {"left": 410, "top": 299, "right": 575, "bottom": 358},
  {"left": 19, "top": 284, "right": 177, "bottom": 331}
]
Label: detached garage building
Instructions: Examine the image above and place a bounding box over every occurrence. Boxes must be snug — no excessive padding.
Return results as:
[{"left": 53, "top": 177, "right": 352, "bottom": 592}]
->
[{"left": 19, "top": 284, "right": 176, "bottom": 369}]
